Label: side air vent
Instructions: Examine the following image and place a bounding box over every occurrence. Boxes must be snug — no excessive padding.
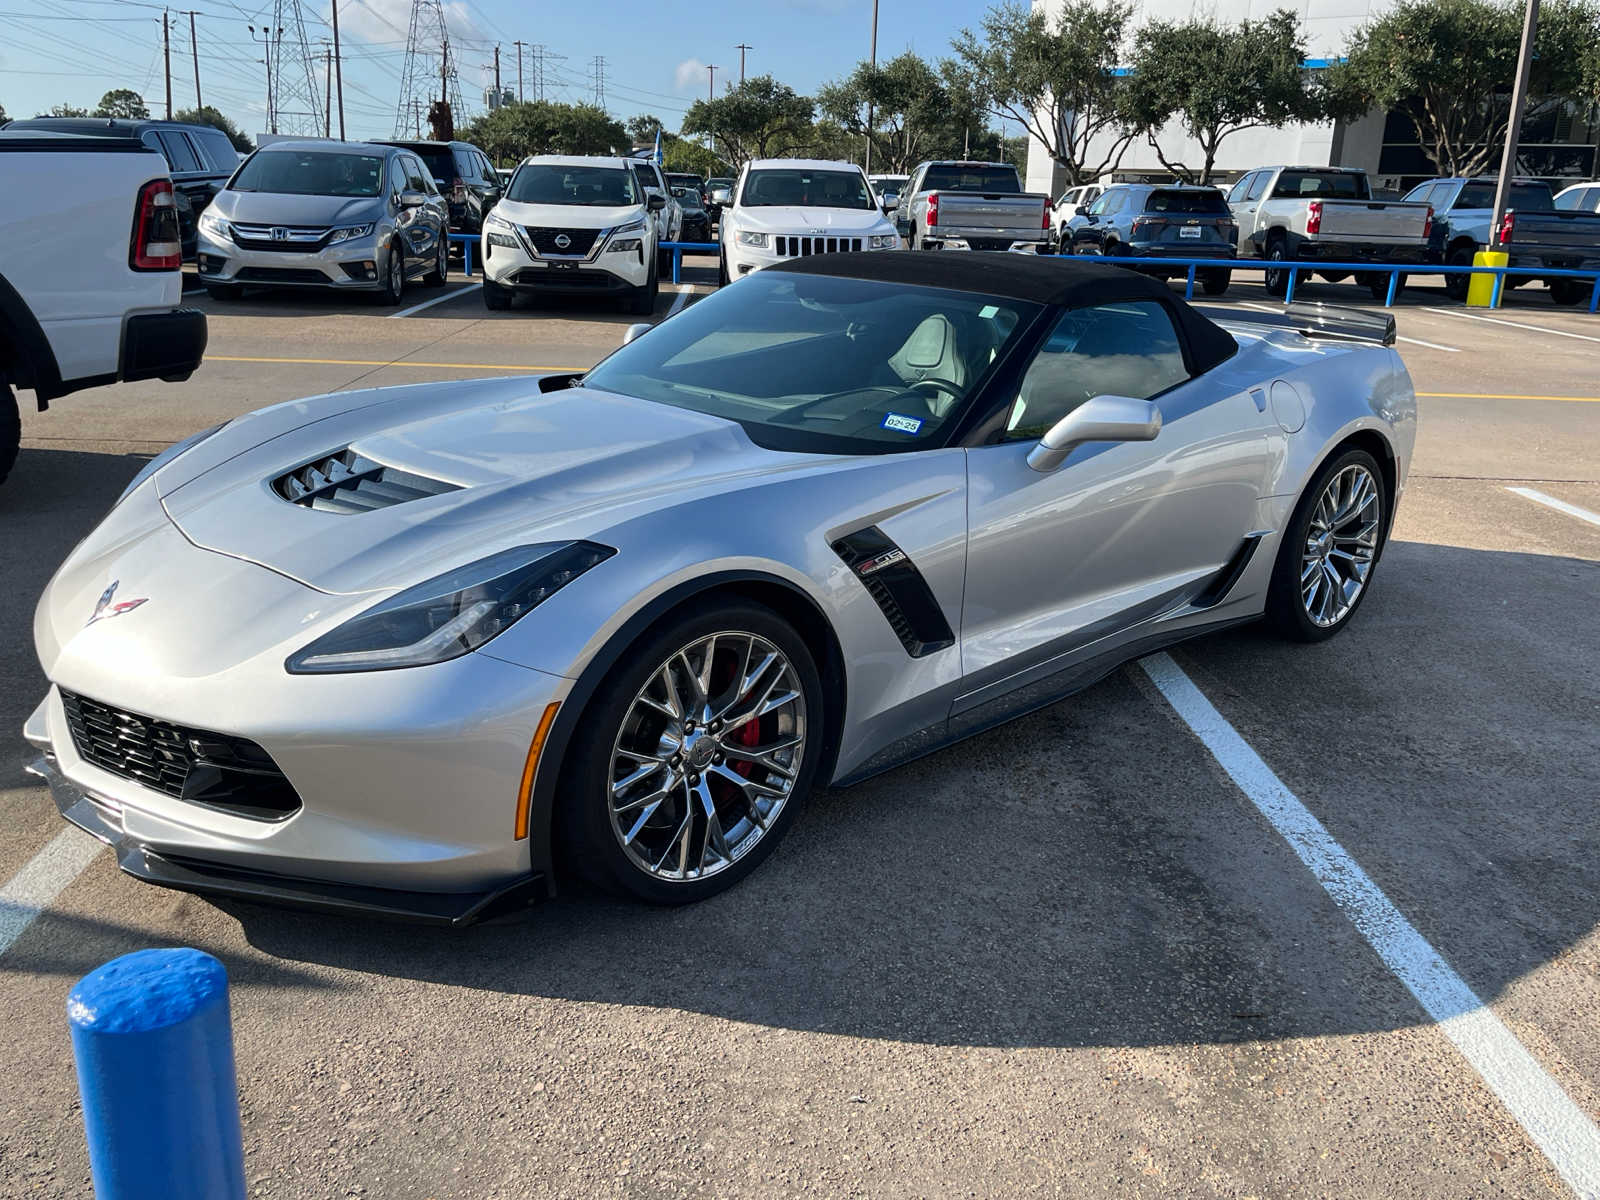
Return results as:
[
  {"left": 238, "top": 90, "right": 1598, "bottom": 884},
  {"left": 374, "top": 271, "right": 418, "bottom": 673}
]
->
[
  {"left": 830, "top": 526, "right": 955, "bottom": 658},
  {"left": 274, "top": 448, "right": 461, "bottom": 514}
]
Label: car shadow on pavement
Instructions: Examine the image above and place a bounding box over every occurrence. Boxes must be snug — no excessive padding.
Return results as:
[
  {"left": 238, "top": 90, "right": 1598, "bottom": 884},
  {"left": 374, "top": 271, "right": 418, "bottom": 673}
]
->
[{"left": 225, "top": 536, "right": 1597, "bottom": 1052}]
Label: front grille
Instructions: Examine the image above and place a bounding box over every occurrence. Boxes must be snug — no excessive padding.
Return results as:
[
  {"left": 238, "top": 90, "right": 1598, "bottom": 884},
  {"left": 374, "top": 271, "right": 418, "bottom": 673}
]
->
[
  {"left": 235, "top": 267, "right": 330, "bottom": 284},
  {"left": 231, "top": 223, "right": 330, "bottom": 251},
  {"left": 774, "top": 236, "right": 862, "bottom": 257},
  {"left": 274, "top": 448, "right": 461, "bottom": 514},
  {"left": 521, "top": 227, "right": 600, "bottom": 257},
  {"left": 61, "top": 691, "right": 302, "bottom": 821},
  {"left": 510, "top": 268, "right": 617, "bottom": 289}
]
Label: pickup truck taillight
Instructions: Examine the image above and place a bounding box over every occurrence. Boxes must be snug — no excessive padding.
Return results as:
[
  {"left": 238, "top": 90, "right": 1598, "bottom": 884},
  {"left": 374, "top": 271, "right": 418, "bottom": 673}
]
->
[
  {"left": 926, "top": 191, "right": 939, "bottom": 228},
  {"left": 1305, "top": 200, "right": 1322, "bottom": 235},
  {"left": 1497, "top": 211, "right": 1515, "bottom": 246},
  {"left": 1422, "top": 205, "right": 1433, "bottom": 239},
  {"left": 1042, "top": 199, "right": 1051, "bottom": 230},
  {"left": 130, "top": 179, "right": 182, "bottom": 271}
]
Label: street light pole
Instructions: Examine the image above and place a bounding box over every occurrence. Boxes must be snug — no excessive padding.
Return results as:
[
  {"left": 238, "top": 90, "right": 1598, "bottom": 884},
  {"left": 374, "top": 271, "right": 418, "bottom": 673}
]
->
[
  {"left": 1490, "top": 0, "right": 1541, "bottom": 240},
  {"left": 736, "top": 43, "right": 751, "bottom": 82},
  {"left": 329, "top": 0, "right": 345, "bottom": 138},
  {"left": 708, "top": 63, "right": 718, "bottom": 101},
  {"left": 864, "top": 0, "right": 879, "bottom": 175}
]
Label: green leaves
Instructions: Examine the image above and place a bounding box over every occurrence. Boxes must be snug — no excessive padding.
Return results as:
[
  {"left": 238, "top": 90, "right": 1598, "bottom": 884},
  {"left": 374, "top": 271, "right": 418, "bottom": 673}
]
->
[
  {"left": 681, "top": 75, "right": 816, "bottom": 170},
  {"left": 457, "top": 102, "right": 629, "bottom": 165},
  {"left": 173, "top": 106, "right": 253, "bottom": 153}
]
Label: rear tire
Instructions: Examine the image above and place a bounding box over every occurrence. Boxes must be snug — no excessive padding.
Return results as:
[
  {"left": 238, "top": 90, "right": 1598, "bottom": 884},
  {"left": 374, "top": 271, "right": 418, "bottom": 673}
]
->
[
  {"left": 481, "top": 276, "right": 512, "bottom": 310},
  {"left": 556, "top": 599, "right": 826, "bottom": 904},
  {"left": 1443, "top": 246, "right": 1474, "bottom": 301},
  {"left": 1368, "top": 273, "right": 1405, "bottom": 301},
  {"left": 0, "top": 382, "right": 19, "bottom": 488},
  {"left": 1201, "top": 268, "right": 1231, "bottom": 296},
  {"left": 1549, "top": 279, "right": 1585, "bottom": 306}
]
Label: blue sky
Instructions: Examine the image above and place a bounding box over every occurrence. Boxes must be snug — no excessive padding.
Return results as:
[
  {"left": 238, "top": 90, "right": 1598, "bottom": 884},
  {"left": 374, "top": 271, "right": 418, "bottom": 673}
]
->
[{"left": 0, "top": 0, "right": 994, "bottom": 138}]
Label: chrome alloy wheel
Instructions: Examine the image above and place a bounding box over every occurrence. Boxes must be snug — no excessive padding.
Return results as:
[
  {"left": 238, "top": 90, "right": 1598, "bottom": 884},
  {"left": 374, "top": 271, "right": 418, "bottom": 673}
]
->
[
  {"left": 608, "top": 631, "right": 807, "bottom": 882},
  {"left": 1301, "top": 463, "right": 1381, "bottom": 627}
]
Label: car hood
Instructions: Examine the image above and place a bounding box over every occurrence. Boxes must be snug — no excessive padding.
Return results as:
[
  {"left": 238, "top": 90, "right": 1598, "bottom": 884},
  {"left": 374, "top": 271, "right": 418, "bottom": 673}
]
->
[
  {"left": 735, "top": 207, "right": 894, "bottom": 236},
  {"left": 156, "top": 378, "right": 828, "bottom": 596},
  {"left": 212, "top": 190, "right": 381, "bottom": 226},
  {"left": 492, "top": 200, "right": 643, "bottom": 230}
]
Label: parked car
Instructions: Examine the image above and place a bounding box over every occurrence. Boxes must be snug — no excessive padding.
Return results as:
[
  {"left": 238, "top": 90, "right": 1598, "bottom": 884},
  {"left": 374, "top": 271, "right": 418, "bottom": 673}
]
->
[
  {"left": 673, "top": 186, "right": 713, "bottom": 244},
  {"left": 1051, "top": 182, "right": 1103, "bottom": 249},
  {"left": 2, "top": 116, "right": 239, "bottom": 259},
  {"left": 1554, "top": 181, "right": 1600, "bottom": 213},
  {"left": 667, "top": 172, "right": 705, "bottom": 203},
  {"left": 868, "top": 173, "right": 910, "bottom": 210},
  {"left": 480, "top": 155, "right": 664, "bottom": 314},
  {"left": 627, "top": 158, "right": 683, "bottom": 268},
  {"left": 1228, "top": 166, "right": 1432, "bottom": 298},
  {"left": 372, "top": 138, "right": 501, "bottom": 234},
  {"left": 24, "top": 253, "right": 1415, "bottom": 916},
  {"left": 1404, "top": 176, "right": 1600, "bottom": 305},
  {"left": 894, "top": 160, "right": 1051, "bottom": 253},
  {"left": 497, "top": 167, "right": 514, "bottom": 188},
  {"left": 0, "top": 130, "right": 207, "bottom": 486},
  {"left": 705, "top": 176, "right": 735, "bottom": 222},
  {"left": 1065, "top": 184, "right": 1235, "bottom": 294},
  {"left": 196, "top": 140, "right": 450, "bottom": 304},
  {"left": 719, "top": 158, "right": 901, "bottom": 285}
]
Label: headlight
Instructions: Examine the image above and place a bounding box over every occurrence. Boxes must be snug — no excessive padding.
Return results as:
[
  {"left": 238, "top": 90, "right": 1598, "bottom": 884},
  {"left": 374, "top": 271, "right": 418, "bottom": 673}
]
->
[
  {"left": 736, "top": 231, "right": 768, "bottom": 247},
  {"left": 327, "top": 222, "right": 375, "bottom": 244},
  {"left": 197, "top": 209, "right": 231, "bottom": 240},
  {"left": 285, "top": 541, "right": 615, "bottom": 674},
  {"left": 869, "top": 234, "right": 899, "bottom": 249},
  {"left": 611, "top": 217, "right": 647, "bottom": 236},
  {"left": 608, "top": 239, "right": 642, "bottom": 253},
  {"left": 113, "top": 422, "right": 229, "bottom": 509},
  {"left": 485, "top": 210, "right": 514, "bottom": 230},
  {"left": 487, "top": 232, "right": 519, "bottom": 250}
]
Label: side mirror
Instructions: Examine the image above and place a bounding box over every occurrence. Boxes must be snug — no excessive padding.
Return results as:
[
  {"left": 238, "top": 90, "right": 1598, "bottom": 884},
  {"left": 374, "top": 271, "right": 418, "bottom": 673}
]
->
[
  {"left": 1026, "top": 395, "right": 1161, "bottom": 473},
  {"left": 647, "top": 193, "right": 667, "bottom": 212},
  {"left": 622, "top": 322, "right": 652, "bottom": 345},
  {"left": 398, "top": 189, "right": 427, "bottom": 209},
  {"left": 881, "top": 198, "right": 898, "bottom": 213}
]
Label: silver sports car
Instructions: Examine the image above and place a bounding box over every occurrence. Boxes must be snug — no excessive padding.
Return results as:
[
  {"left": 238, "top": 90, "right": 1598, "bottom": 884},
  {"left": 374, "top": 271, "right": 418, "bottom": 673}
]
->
[{"left": 26, "top": 255, "right": 1415, "bottom": 921}]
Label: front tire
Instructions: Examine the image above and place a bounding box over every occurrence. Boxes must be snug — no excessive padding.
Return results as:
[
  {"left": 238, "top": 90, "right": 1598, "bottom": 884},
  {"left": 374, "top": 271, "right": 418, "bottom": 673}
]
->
[
  {"left": 378, "top": 244, "right": 405, "bottom": 306},
  {"left": 557, "top": 600, "right": 826, "bottom": 904},
  {"left": 1266, "top": 447, "right": 1387, "bottom": 642},
  {"left": 717, "top": 251, "right": 729, "bottom": 287},
  {"left": 0, "top": 382, "right": 19, "bottom": 487},
  {"left": 481, "top": 276, "right": 512, "bottom": 310},
  {"left": 1264, "top": 239, "right": 1290, "bottom": 297},
  {"left": 422, "top": 236, "right": 448, "bottom": 287},
  {"left": 205, "top": 283, "right": 241, "bottom": 301},
  {"left": 627, "top": 261, "right": 659, "bottom": 315}
]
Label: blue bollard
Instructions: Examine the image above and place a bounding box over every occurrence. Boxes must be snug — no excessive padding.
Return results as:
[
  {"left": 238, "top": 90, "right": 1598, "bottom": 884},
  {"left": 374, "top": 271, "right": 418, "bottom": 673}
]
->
[
  {"left": 1184, "top": 264, "right": 1195, "bottom": 299},
  {"left": 68, "top": 948, "right": 246, "bottom": 1200}
]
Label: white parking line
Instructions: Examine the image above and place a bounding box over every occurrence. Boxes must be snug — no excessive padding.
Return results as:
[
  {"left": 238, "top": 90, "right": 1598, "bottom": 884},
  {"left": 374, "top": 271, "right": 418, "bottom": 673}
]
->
[
  {"left": 390, "top": 282, "right": 477, "bottom": 319},
  {"left": 1507, "top": 486, "right": 1600, "bottom": 529},
  {"left": 1425, "top": 307, "right": 1600, "bottom": 345},
  {"left": 1136, "top": 652, "right": 1600, "bottom": 1199},
  {"left": 0, "top": 828, "right": 103, "bottom": 958}
]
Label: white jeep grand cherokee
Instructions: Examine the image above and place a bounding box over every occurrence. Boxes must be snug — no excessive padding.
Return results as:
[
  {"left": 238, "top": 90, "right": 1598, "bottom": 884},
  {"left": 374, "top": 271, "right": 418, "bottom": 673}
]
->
[
  {"left": 481, "top": 155, "right": 664, "bottom": 314},
  {"left": 720, "top": 159, "right": 901, "bottom": 284}
]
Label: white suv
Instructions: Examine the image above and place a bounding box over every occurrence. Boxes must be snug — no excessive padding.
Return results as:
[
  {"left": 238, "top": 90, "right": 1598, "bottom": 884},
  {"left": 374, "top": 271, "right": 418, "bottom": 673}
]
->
[
  {"left": 719, "top": 159, "right": 901, "bottom": 284},
  {"left": 481, "top": 155, "right": 664, "bottom": 314}
]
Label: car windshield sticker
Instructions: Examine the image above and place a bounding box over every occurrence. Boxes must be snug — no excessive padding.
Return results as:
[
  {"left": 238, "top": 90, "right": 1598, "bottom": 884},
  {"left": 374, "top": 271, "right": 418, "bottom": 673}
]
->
[
  {"left": 978, "top": 305, "right": 999, "bottom": 318},
  {"left": 883, "top": 413, "right": 923, "bottom": 435}
]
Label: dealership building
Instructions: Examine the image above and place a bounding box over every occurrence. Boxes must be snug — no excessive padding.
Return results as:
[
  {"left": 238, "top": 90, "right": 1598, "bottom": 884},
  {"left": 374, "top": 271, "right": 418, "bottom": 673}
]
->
[{"left": 1022, "top": 0, "right": 1599, "bottom": 198}]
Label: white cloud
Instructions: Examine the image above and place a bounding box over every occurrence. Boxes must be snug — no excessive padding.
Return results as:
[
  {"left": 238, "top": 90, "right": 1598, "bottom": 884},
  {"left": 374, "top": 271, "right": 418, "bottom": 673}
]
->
[{"left": 674, "top": 57, "right": 709, "bottom": 93}]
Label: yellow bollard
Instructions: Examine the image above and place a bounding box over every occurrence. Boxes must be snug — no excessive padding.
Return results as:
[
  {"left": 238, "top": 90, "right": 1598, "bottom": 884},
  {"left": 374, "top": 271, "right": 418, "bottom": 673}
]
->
[{"left": 1466, "top": 250, "right": 1508, "bottom": 307}]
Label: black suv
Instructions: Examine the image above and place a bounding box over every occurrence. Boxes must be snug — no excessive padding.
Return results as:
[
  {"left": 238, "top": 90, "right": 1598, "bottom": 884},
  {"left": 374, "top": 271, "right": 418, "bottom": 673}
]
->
[
  {"left": 373, "top": 139, "right": 501, "bottom": 234},
  {"left": 1065, "top": 183, "right": 1238, "bottom": 294},
  {"left": 1, "top": 116, "right": 238, "bottom": 259}
]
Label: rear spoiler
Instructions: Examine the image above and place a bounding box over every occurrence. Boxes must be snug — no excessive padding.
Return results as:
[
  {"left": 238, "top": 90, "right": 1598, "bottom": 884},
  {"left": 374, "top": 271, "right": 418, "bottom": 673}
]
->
[{"left": 1285, "top": 301, "right": 1396, "bottom": 347}]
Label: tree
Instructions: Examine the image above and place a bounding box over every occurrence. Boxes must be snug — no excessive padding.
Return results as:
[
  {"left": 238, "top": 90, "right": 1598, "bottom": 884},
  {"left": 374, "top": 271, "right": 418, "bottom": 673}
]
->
[
  {"left": 38, "top": 103, "right": 91, "bottom": 117},
  {"left": 817, "top": 52, "right": 954, "bottom": 174},
  {"left": 1335, "top": 0, "right": 1600, "bottom": 177},
  {"left": 681, "top": 75, "right": 815, "bottom": 169},
  {"left": 626, "top": 113, "right": 664, "bottom": 145},
  {"left": 0, "top": 103, "right": 8, "bottom": 125},
  {"left": 173, "top": 105, "right": 254, "bottom": 152},
  {"left": 95, "top": 89, "right": 149, "bottom": 119},
  {"left": 457, "top": 101, "right": 627, "bottom": 164},
  {"left": 1123, "top": 10, "right": 1319, "bottom": 183},
  {"left": 953, "top": 0, "right": 1137, "bottom": 187}
]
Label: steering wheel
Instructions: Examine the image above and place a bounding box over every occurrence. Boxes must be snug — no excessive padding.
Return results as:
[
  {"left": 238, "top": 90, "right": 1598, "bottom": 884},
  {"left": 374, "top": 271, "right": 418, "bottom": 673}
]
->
[{"left": 909, "top": 376, "right": 964, "bottom": 414}]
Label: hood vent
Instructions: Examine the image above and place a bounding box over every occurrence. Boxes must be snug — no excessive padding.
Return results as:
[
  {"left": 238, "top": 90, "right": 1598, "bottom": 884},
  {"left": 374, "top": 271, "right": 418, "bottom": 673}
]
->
[{"left": 274, "top": 448, "right": 461, "bottom": 514}]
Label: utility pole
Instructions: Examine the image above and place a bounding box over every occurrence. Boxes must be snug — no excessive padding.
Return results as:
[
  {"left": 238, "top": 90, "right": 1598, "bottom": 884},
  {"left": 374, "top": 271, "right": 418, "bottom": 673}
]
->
[
  {"left": 513, "top": 39, "right": 525, "bottom": 102},
  {"left": 330, "top": 0, "right": 344, "bottom": 137},
  {"left": 864, "top": 0, "right": 879, "bottom": 174},
  {"left": 736, "top": 43, "right": 751, "bottom": 82},
  {"left": 493, "top": 43, "right": 500, "bottom": 94},
  {"left": 707, "top": 63, "right": 718, "bottom": 101},
  {"left": 162, "top": 10, "right": 173, "bottom": 119},
  {"left": 1490, "top": 0, "right": 1541, "bottom": 241},
  {"left": 184, "top": 11, "right": 201, "bottom": 109},
  {"left": 249, "top": 24, "right": 281, "bottom": 134},
  {"left": 322, "top": 40, "right": 332, "bottom": 135}
]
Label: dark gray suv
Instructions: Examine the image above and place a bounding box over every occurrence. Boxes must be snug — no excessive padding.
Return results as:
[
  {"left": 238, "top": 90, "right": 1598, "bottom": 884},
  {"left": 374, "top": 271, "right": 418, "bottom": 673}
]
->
[{"left": 1065, "top": 184, "right": 1238, "bottom": 294}]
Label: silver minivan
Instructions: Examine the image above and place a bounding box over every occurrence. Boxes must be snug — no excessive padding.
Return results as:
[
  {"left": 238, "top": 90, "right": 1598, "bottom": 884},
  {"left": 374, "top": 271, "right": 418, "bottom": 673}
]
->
[{"left": 196, "top": 140, "right": 450, "bottom": 304}]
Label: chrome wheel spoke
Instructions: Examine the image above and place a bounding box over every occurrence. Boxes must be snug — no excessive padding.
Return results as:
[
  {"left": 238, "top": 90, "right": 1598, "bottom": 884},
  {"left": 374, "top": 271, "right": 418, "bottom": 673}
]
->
[{"left": 1299, "top": 463, "right": 1382, "bottom": 628}]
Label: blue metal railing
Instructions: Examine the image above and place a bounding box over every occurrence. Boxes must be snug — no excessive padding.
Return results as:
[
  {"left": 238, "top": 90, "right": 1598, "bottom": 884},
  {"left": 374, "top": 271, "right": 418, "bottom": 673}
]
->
[
  {"left": 449, "top": 234, "right": 719, "bottom": 285},
  {"left": 1055, "top": 252, "right": 1600, "bottom": 312},
  {"left": 447, "top": 232, "right": 476, "bottom": 277}
]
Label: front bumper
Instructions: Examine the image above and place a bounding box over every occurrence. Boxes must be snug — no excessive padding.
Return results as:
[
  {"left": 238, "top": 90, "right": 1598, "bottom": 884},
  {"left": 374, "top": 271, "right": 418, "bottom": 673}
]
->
[
  {"left": 482, "top": 233, "right": 648, "bottom": 292},
  {"left": 195, "top": 230, "right": 389, "bottom": 290}
]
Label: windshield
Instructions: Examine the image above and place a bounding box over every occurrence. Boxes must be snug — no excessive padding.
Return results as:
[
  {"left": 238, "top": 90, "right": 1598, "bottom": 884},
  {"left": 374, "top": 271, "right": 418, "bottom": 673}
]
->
[
  {"left": 508, "top": 164, "right": 639, "bottom": 206},
  {"left": 672, "top": 187, "right": 705, "bottom": 210},
  {"left": 1454, "top": 182, "right": 1554, "bottom": 211},
  {"left": 920, "top": 165, "right": 1021, "bottom": 193},
  {"left": 740, "top": 169, "right": 873, "bottom": 209},
  {"left": 231, "top": 151, "right": 384, "bottom": 197},
  {"left": 581, "top": 272, "right": 1038, "bottom": 454},
  {"left": 1146, "top": 189, "right": 1229, "bottom": 213}
]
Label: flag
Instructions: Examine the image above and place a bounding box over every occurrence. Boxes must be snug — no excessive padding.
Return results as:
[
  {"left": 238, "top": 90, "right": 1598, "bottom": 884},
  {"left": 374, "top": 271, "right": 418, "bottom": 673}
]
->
[{"left": 653, "top": 128, "right": 663, "bottom": 167}]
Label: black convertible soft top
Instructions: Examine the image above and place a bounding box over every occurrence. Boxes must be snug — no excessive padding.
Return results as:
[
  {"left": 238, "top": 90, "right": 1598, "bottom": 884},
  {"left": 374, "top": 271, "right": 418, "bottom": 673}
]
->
[{"left": 771, "top": 251, "right": 1238, "bottom": 375}]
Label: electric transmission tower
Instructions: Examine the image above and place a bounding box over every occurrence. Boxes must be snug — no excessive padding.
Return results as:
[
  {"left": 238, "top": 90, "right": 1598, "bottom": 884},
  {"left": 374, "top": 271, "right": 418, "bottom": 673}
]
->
[
  {"left": 395, "top": 0, "right": 465, "bottom": 137},
  {"left": 590, "top": 55, "right": 606, "bottom": 108},
  {"left": 267, "top": 0, "right": 323, "bottom": 135}
]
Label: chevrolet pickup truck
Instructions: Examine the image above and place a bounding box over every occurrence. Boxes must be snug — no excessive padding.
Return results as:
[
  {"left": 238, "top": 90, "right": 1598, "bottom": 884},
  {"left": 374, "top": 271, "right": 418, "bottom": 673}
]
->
[
  {"left": 0, "top": 131, "right": 208, "bottom": 486},
  {"left": 1228, "top": 166, "right": 1432, "bottom": 298},
  {"left": 1402, "top": 176, "right": 1600, "bottom": 304},
  {"left": 894, "top": 161, "right": 1051, "bottom": 253}
]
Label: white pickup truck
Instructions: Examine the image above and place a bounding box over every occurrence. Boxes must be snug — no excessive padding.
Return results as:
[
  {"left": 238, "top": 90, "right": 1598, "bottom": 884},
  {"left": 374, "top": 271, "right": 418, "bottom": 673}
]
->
[{"left": 0, "top": 131, "right": 208, "bottom": 485}]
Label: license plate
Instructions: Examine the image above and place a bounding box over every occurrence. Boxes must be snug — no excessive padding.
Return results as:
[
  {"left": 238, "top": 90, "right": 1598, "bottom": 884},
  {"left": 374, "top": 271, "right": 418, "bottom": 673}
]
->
[
  {"left": 549, "top": 261, "right": 579, "bottom": 271},
  {"left": 1179, "top": 227, "right": 1202, "bottom": 239}
]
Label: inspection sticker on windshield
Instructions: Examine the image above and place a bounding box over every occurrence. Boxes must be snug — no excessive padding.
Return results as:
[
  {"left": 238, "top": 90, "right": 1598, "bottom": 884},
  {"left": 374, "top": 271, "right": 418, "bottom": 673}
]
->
[{"left": 882, "top": 413, "right": 923, "bottom": 435}]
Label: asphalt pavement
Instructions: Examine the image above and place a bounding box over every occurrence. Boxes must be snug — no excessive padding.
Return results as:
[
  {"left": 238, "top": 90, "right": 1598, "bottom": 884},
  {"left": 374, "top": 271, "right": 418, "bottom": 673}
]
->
[{"left": 0, "top": 259, "right": 1595, "bottom": 1198}]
